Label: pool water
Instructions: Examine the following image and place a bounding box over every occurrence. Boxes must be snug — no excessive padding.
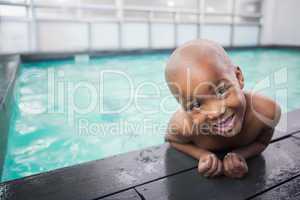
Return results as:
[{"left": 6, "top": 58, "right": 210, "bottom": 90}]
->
[{"left": 2, "top": 48, "right": 300, "bottom": 182}]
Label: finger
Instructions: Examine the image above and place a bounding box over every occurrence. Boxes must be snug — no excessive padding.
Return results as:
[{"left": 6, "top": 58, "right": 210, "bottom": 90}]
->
[
  {"left": 235, "top": 168, "right": 247, "bottom": 178},
  {"left": 205, "top": 155, "right": 218, "bottom": 177},
  {"left": 232, "top": 155, "right": 244, "bottom": 178},
  {"left": 212, "top": 159, "right": 223, "bottom": 177},
  {"left": 218, "top": 159, "right": 223, "bottom": 175},
  {"left": 227, "top": 155, "right": 241, "bottom": 178},
  {"left": 232, "top": 154, "right": 243, "bottom": 170},
  {"left": 227, "top": 154, "right": 235, "bottom": 175},
  {"left": 240, "top": 157, "right": 248, "bottom": 170},
  {"left": 198, "top": 155, "right": 212, "bottom": 174},
  {"left": 235, "top": 153, "right": 247, "bottom": 168},
  {"left": 234, "top": 155, "right": 248, "bottom": 176},
  {"left": 240, "top": 160, "right": 248, "bottom": 176},
  {"left": 237, "top": 154, "right": 246, "bottom": 163},
  {"left": 243, "top": 161, "right": 248, "bottom": 172},
  {"left": 223, "top": 157, "right": 229, "bottom": 176}
]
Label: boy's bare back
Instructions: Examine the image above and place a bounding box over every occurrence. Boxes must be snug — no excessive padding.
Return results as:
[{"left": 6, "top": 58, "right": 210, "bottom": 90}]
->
[{"left": 165, "top": 39, "right": 281, "bottom": 178}]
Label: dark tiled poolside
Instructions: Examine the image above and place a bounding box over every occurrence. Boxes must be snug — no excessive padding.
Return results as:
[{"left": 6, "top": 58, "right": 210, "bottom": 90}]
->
[{"left": 0, "top": 109, "right": 300, "bottom": 200}]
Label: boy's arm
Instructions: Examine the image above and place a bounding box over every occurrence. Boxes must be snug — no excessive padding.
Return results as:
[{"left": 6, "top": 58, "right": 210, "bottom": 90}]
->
[
  {"left": 234, "top": 93, "right": 281, "bottom": 159},
  {"left": 231, "top": 127, "right": 274, "bottom": 159},
  {"left": 166, "top": 110, "right": 224, "bottom": 177},
  {"left": 165, "top": 127, "right": 212, "bottom": 160},
  {"left": 165, "top": 109, "right": 212, "bottom": 160},
  {"left": 166, "top": 128, "right": 223, "bottom": 177},
  {"left": 222, "top": 127, "right": 275, "bottom": 178},
  {"left": 166, "top": 138, "right": 212, "bottom": 160}
]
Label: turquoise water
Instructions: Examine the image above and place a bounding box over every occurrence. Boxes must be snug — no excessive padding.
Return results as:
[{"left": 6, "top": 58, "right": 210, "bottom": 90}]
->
[{"left": 2, "top": 49, "right": 300, "bottom": 182}]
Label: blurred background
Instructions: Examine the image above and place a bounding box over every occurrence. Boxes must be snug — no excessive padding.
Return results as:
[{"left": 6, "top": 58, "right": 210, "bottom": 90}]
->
[{"left": 0, "top": 0, "right": 299, "bottom": 53}]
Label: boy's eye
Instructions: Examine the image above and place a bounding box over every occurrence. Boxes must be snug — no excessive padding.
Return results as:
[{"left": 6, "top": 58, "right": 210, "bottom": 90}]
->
[
  {"left": 191, "top": 100, "right": 201, "bottom": 110},
  {"left": 216, "top": 84, "right": 228, "bottom": 97}
]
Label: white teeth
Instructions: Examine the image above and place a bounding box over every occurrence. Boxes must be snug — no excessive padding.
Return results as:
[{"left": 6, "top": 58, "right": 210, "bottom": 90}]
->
[
  {"left": 214, "top": 114, "right": 233, "bottom": 127},
  {"left": 213, "top": 114, "right": 236, "bottom": 136}
]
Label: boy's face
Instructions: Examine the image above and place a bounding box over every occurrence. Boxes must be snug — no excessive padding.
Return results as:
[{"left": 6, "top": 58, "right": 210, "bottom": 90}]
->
[{"left": 168, "top": 62, "right": 246, "bottom": 137}]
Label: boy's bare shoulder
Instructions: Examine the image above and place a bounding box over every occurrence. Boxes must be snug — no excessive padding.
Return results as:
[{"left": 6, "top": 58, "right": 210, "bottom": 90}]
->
[
  {"left": 167, "top": 108, "right": 193, "bottom": 135},
  {"left": 245, "top": 92, "right": 281, "bottom": 128},
  {"left": 165, "top": 108, "right": 194, "bottom": 144}
]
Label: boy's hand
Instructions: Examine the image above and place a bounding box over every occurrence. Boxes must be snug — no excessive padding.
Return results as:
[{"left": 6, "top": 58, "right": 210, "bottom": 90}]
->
[
  {"left": 198, "top": 153, "right": 223, "bottom": 178},
  {"left": 223, "top": 152, "right": 248, "bottom": 178}
]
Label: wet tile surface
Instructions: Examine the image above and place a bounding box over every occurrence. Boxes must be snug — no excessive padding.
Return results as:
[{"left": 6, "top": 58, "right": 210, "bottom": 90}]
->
[
  {"left": 252, "top": 176, "right": 300, "bottom": 200},
  {"left": 273, "top": 108, "right": 300, "bottom": 140},
  {"left": 96, "top": 189, "right": 141, "bottom": 200},
  {"left": 135, "top": 137, "right": 300, "bottom": 200},
  {"left": 0, "top": 144, "right": 196, "bottom": 200}
]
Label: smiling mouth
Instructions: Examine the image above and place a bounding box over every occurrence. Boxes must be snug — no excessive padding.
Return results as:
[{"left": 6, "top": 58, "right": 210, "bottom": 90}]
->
[{"left": 212, "top": 113, "right": 236, "bottom": 136}]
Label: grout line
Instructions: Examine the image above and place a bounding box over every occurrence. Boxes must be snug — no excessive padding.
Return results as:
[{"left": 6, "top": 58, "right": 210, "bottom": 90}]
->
[
  {"left": 292, "top": 135, "right": 300, "bottom": 140},
  {"left": 134, "top": 187, "right": 146, "bottom": 200},
  {"left": 94, "top": 166, "right": 197, "bottom": 200},
  {"left": 133, "top": 166, "right": 198, "bottom": 188},
  {"left": 271, "top": 130, "right": 300, "bottom": 143},
  {"left": 270, "top": 135, "right": 291, "bottom": 143},
  {"left": 245, "top": 173, "right": 300, "bottom": 200}
]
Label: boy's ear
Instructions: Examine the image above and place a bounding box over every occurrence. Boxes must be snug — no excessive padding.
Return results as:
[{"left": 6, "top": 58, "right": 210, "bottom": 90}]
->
[{"left": 235, "top": 66, "right": 244, "bottom": 89}]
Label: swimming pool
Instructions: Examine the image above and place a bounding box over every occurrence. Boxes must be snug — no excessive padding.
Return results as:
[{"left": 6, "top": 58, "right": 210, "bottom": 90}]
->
[{"left": 2, "top": 48, "right": 300, "bottom": 182}]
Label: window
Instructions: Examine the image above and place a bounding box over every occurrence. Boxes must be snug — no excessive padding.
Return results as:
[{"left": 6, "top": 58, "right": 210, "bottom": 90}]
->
[
  {"left": 35, "top": 7, "right": 78, "bottom": 19},
  {"left": 205, "top": 0, "right": 233, "bottom": 14},
  {"left": 178, "top": 13, "right": 197, "bottom": 23},
  {"left": 234, "top": 0, "right": 262, "bottom": 24},
  {"left": 124, "top": 10, "right": 149, "bottom": 21},
  {"left": 152, "top": 12, "right": 174, "bottom": 21},
  {"left": 235, "top": 0, "right": 262, "bottom": 15},
  {"left": 204, "top": 15, "right": 232, "bottom": 24},
  {"left": 124, "top": 0, "right": 198, "bottom": 9},
  {"left": 0, "top": 5, "right": 27, "bottom": 17},
  {"left": 81, "top": 9, "right": 117, "bottom": 20},
  {"left": 34, "top": 0, "right": 80, "bottom": 6}
]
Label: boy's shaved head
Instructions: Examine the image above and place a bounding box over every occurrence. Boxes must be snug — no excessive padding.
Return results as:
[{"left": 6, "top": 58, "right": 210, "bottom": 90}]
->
[
  {"left": 165, "top": 39, "right": 238, "bottom": 103},
  {"left": 165, "top": 39, "right": 233, "bottom": 84}
]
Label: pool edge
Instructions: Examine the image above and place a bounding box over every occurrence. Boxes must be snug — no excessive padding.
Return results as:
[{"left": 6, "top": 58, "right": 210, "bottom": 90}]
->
[
  {"left": 0, "top": 45, "right": 297, "bottom": 62},
  {"left": 0, "top": 55, "right": 20, "bottom": 181}
]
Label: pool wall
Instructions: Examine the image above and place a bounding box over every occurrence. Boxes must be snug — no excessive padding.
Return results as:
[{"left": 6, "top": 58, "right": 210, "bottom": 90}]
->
[
  {"left": 16, "top": 45, "right": 300, "bottom": 62},
  {"left": 0, "top": 55, "right": 20, "bottom": 180}
]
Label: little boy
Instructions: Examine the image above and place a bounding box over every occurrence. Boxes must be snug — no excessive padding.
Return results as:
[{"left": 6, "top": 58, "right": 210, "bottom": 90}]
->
[{"left": 165, "top": 39, "right": 281, "bottom": 178}]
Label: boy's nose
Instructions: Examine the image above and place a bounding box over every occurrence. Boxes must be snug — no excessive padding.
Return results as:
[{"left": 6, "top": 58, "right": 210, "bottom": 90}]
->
[
  {"left": 204, "top": 101, "right": 226, "bottom": 121},
  {"left": 206, "top": 110, "right": 224, "bottom": 120}
]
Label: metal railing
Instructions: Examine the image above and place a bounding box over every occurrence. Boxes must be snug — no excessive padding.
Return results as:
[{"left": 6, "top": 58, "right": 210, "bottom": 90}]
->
[{"left": 0, "top": 0, "right": 263, "bottom": 52}]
